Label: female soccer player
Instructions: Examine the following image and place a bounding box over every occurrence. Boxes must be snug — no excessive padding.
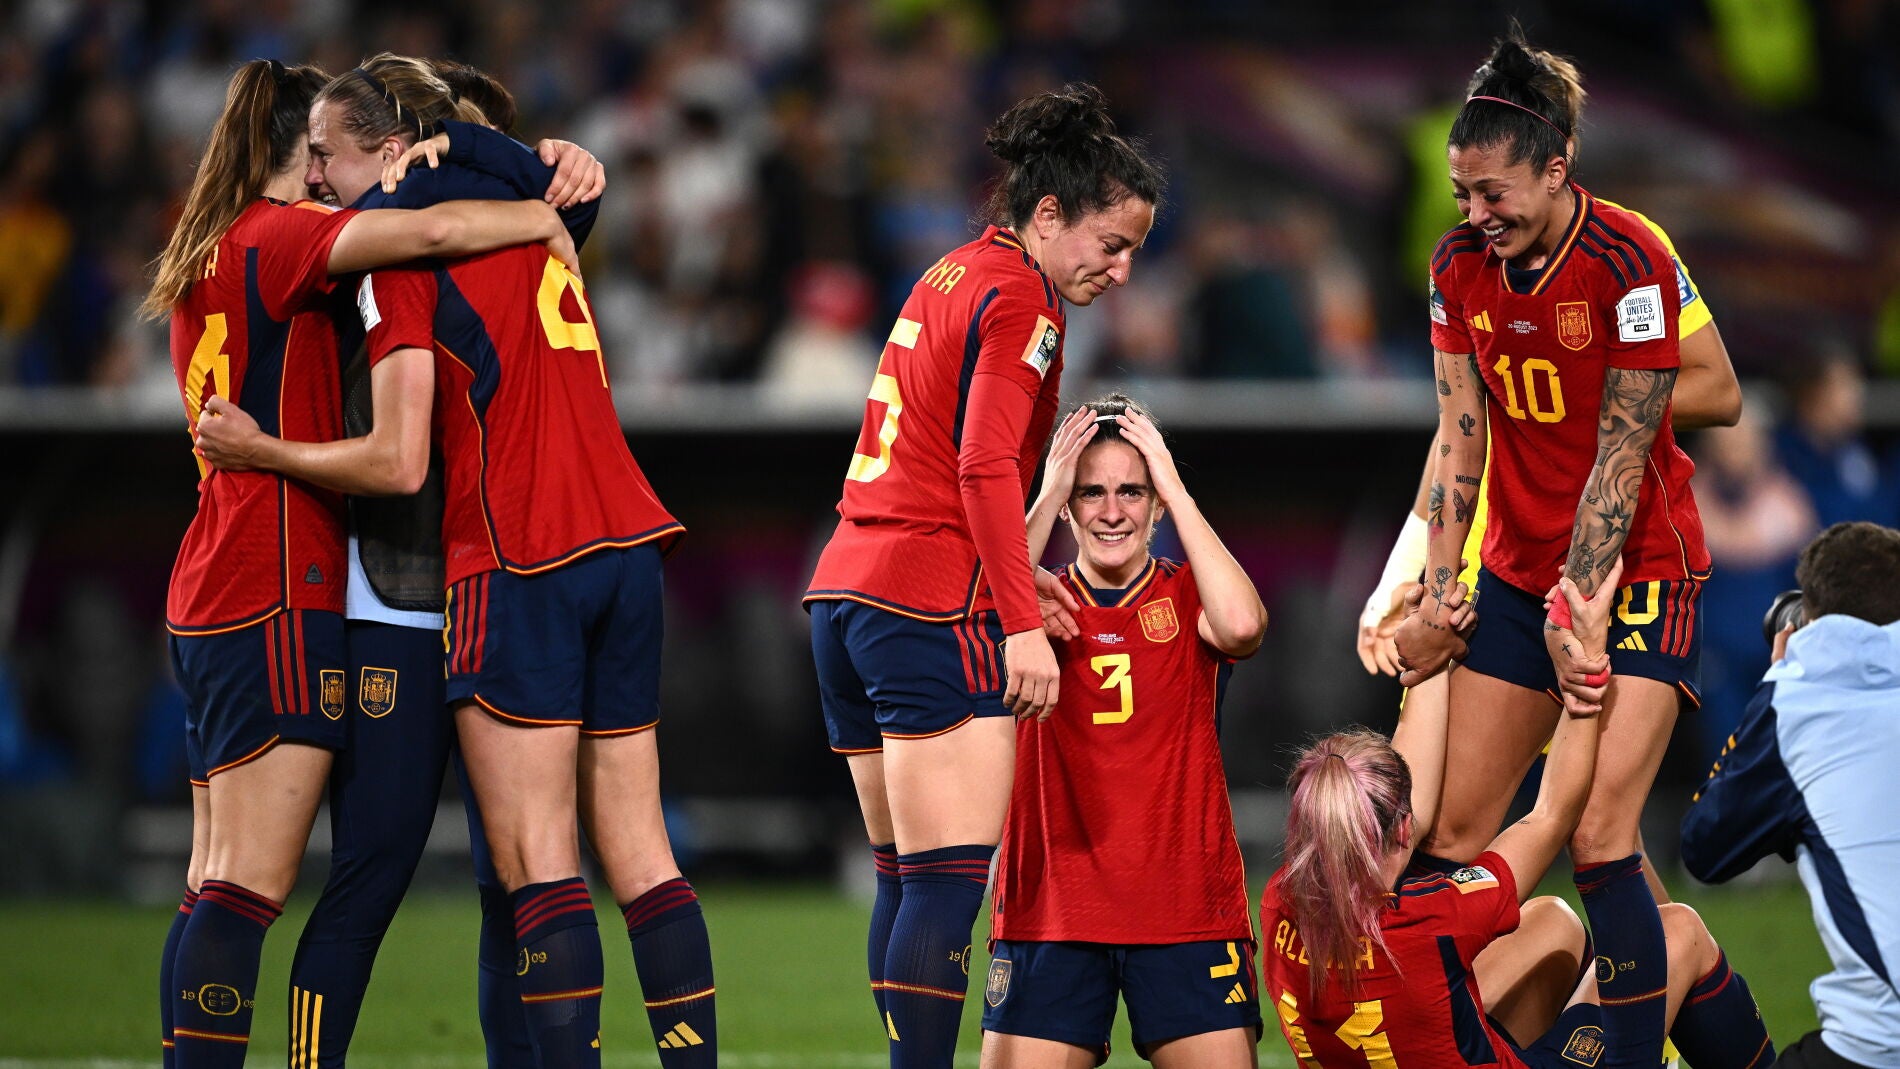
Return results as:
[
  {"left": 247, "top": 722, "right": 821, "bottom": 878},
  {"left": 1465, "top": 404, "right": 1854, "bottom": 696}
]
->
[
  {"left": 144, "top": 57, "right": 574, "bottom": 1069},
  {"left": 803, "top": 83, "right": 1164, "bottom": 1068},
  {"left": 981, "top": 396, "right": 1266, "bottom": 1069},
  {"left": 195, "top": 55, "right": 706, "bottom": 1069},
  {"left": 1267, "top": 564, "right": 1773, "bottom": 1069},
  {"left": 1393, "top": 29, "right": 1709, "bottom": 906}
]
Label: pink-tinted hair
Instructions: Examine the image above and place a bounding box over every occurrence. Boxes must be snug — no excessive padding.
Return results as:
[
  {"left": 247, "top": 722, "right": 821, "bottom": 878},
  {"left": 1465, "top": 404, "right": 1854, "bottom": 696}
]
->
[{"left": 1281, "top": 729, "right": 1413, "bottom": 998}]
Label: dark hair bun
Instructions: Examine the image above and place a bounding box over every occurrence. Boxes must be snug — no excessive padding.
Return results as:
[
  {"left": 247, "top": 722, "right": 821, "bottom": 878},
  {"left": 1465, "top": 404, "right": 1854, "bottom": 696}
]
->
[
  {"left": 986, "top": 83, "right": 1113, "bottom": 164},
  {"left": 1480, "top": 37, "right": 1545, "bottom": 88}
]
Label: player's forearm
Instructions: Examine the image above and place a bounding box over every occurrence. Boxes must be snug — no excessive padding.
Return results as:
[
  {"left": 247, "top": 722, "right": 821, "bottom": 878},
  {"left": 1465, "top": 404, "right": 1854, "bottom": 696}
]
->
[
  {"left": 1390, "top": 682, "right": 1451, "bottom": 841},
  {"left": 962, "top": 464, "right": 1040, "bottom": 633},
  {"left": 329, "top": 200, "right": 559, "bottom": 274},
  {"left": 1564, "top": 367, "right": 1675, "bottom": 596},
  {"left": 253, "top": 432, "right": 425, "bottom": 497},
  {"left": 1171, "top": 493, "right": 1266, "bottom": 656},
  {"left": 1024, "top": 486, "right": 1065, "bottom": 565},
  {"left": 1532, "top": 709, "right": 1603, "bottom": 842},
  {"left": 1425, "top": 350, "right": 1487, "bottom": 609}
]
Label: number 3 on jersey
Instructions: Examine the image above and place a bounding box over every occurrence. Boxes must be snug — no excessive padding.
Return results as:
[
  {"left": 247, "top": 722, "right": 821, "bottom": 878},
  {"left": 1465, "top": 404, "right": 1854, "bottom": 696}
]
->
[
  {"left": 1091, "top": 653, "right": 1133, "bottom": 724},
  {"left": 847, "top": 318, "right": 920, "bottom": 483}
]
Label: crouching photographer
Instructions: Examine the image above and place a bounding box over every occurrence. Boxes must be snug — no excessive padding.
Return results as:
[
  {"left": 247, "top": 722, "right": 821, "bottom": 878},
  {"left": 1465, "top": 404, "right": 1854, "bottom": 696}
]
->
[{"left": 1681, "top": 521, "right": 1900, "bottom": 1069}]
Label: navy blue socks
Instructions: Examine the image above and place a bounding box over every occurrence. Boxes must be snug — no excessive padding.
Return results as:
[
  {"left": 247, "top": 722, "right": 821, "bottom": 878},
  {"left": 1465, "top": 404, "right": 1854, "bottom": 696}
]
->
[
  {"left": 172, "top": 880, "right": 281, "bottom": 1068},
  {"left": 1575, "top": 855, "right": 1668, "bottom": 1069},
  {"left": 511, "top": 878, "right": 603, "bottom": 1069},
  {"left": 1671, "top": 949, "right": 1775, "bottom": 1069},
  {"left": 622, "top": 878, "right": 717, "bottom": 1066},
  {"left": 883, "top": 845, "right": 993, "bottom": 1069},
  {"left": 868, "top": 843, "right": 903, "bottom": 1022},
  {"left": 160, "top": 888, "right": 198, "bottom": 1068}
]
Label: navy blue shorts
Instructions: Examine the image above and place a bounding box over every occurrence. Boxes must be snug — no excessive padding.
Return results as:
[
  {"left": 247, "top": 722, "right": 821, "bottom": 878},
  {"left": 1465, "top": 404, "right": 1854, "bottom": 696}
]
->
[
  {"left": 347, "top": 618, "right": 450, "bottom": 746},
  {"left": 981, "top": 939, "right": 1261, "bottom": 1061},
  {"left": 1461, "top": 567, "right": 1702, "bottom": 708},
  {"left": 170, "top": 609, "right": 347, "bottom": 785},
  {"left": 444, "top": 544, "right": 664, "bottom": 735},
  {"left": 809, "top": 598, "right": 1007, "bottom": 754},
  {"left": 1504, "top": 1003, "right": 1609, "bottom": 1069}
]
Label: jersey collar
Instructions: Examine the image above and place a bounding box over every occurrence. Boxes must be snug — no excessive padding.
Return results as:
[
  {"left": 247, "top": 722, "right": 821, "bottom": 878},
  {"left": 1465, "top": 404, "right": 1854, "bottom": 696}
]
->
[
  {"left": 1065, "top": 557, "right": 1159, "bottom": 608},
  {"left": 1501, "top": 185, "right": 1592, "bottom": 297}
]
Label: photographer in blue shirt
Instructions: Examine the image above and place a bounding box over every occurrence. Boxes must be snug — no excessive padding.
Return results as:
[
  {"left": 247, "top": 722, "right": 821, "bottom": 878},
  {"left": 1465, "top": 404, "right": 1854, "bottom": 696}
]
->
[{"left": 1682, "top": 521, "right": 1900, "bottom": 1069}]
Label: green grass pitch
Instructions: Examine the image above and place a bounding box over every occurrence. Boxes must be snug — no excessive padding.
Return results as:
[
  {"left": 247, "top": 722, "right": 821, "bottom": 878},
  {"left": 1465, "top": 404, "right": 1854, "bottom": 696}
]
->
[{"left": 0, "top": 878, "right": 1825, "bottom": 1067}]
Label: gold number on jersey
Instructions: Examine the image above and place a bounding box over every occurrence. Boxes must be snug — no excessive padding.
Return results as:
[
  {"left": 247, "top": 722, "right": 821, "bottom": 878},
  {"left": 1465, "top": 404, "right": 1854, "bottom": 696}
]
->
[
  {"left": 1277, "top": 990, "right": 1400, "bottom": 1069},
  {"left": 1492, "top": 353, "right": 1567, "bottom": 423},
  {"left": 846, "top": 319, "right": 919, "bottom": 483},
  {"left": 1090, "top": 653, "right": 1133, "bottom": 725},
  {"left": 184, "top": 313, "right": 231, "bottom": 479},
  {"left": 536, "top": 257, "right": 605, "bottom": 386},
  {"left": 1617, "top": 581, "right": 1661, "bottom": 625}
]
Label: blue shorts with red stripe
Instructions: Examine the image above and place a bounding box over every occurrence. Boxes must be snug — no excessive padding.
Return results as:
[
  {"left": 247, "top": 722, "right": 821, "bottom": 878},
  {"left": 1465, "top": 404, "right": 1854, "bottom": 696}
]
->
[
  {"left": 1500, "top": 1003, "right": 1609, "bottom": 1069},
  {"left": 981, "top": 938, "right": 1261, "bottom": 1063},
  {"left": 809, "top": 598, "right": 1006, "bottom": 754},
  {"left": 445, "top": 544, "right": 664, "bottom": 735},
  {"left": 169, "top": 609, "right": 347, "bottom": 784},
  {"left": 1460, "top": 566, "right": 1702, "bottom": 707}
]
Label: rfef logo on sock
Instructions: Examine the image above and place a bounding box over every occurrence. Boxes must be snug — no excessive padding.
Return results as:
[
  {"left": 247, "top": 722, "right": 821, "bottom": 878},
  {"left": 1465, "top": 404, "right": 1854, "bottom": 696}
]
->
[{"left": 197, "top": 984, "right": 243, "bottom": 1016}]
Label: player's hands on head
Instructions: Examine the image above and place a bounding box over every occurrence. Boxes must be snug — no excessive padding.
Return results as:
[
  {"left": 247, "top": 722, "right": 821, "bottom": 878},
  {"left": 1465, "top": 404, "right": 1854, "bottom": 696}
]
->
[
  {"left": 193, "top": 395, "right": 264, "bottom": 472},
  {"left": 1357, "top": 579, "right": 1420, "bottom": 676},
  {"left": 1542, "top": 557, "right": 1623, "bottom": 715},
  {"left": 1002, "top": 627, "right": 1061, "bottom": 721},
  {"left": 1035, "top": 566, "right": 1080, "bottom": 640},
  {"left": 1394, "top": 573, "right": 1474, "bottom": 688},
  {"left": 382, "top": 132, "right": 450, "bottom": 195},
  {"left": 1115, "top": 412, "right": 1187, "bottom": 506},
  {"left": 537, "top": 140, "right": 605, "bottom": 209},
  {"left": 1042, "top": 406, "right": 1098, "bottom": 506}
]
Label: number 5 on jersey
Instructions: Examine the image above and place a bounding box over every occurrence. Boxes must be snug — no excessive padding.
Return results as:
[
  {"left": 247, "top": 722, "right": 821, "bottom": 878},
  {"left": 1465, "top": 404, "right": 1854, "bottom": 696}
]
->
[{"left": 847, "top": 318, "right": 920, "bottom": 483}]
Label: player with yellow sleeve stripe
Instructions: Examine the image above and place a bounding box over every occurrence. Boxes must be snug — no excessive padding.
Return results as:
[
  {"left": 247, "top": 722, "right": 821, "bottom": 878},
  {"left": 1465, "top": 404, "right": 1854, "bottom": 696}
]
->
[{"left": 1357, "top": 204, "right": 1735, "bottom": 677}]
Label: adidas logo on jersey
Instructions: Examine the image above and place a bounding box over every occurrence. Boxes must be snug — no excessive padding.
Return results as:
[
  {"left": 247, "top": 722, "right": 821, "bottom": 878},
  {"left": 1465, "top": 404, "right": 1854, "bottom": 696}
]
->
[
  {"left": 1469, "top": 310, "right": 1494, "bottom": 332},
  {"left": 1616, "top": 633, "right": 1648, "bottom": 652},
  {"left": 1222, "top": 983, "right": 1248, "bottom": 1005},
  {"left": 657, "top": 1022, "right": 705, "bottom": 1049}
]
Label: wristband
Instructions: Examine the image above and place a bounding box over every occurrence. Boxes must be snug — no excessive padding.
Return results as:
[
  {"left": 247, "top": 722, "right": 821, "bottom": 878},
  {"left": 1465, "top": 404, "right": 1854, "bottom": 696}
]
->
[
  {"left": 1584, "top": 667, "right": 1611, "bottom": 687},
  {"left": 1362, "top": 512, "right": 1430, "bottom": 625},
  {"left": 1546, "top": 594, "right": 1573, "bottom": 631}
]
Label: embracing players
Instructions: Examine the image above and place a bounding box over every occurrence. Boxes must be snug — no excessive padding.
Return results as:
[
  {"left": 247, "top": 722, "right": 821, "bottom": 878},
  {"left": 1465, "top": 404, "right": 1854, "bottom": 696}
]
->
[
  {"left": 983, "top": 396, "right": 1266, "bottom": 1069},
  {"left": 804, "top": 84, "right": 1164, "bottom": 1069}
]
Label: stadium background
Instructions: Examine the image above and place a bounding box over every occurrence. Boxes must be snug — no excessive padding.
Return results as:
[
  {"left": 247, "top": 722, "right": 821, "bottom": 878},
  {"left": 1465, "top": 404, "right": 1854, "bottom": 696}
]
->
[{"left": 0, "top": 0, "right": 1893, "bottom": 1063}]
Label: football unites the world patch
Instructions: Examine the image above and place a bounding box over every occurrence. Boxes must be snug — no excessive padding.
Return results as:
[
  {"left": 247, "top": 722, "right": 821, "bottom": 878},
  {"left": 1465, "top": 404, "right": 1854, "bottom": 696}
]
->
[{"left": 1616, "top": 284, "right": 1665, "bottom": 343}]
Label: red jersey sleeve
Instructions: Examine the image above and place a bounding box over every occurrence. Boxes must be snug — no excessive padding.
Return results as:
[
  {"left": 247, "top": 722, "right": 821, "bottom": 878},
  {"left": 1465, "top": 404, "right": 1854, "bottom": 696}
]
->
[
  {"left": 959, "top": 292, "right": 1062, "bottom": 634},
  {"left": 1448, "top": 851, "right": 1521, "bottom": 942},
  {"left": 358, "top": 268, "right": 438, "bottom": 366},
  {"left": 1599, "top": 228, "right": 1681, "bottom": 371},
  {"left": 1428, "top": 227, "right": 1480, "bottom": 354},
  {"left": 254, "top": 203, "right": 357, "bottom": 314}
]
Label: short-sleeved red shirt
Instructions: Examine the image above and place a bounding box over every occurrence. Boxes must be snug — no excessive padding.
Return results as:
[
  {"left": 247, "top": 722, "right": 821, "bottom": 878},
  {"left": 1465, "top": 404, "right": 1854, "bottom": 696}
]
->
[
  {"left": 360, "top": 248, "right": 683, "bottom": 584},
  {"left": 1261, "top": 852, "right": 1527, "bottom": 1069},
  {"left": 167, "top": 198, "right": 356, "bottom": 633},
  {"left": 1429, "top": 187, "right": 1709, "bottom": 592},
  {"left": 992, "top": 558, "right": 1252, "bottom": 945},
  {"left": 805, "top": 227, "right": 1065, "bottom": 634}
]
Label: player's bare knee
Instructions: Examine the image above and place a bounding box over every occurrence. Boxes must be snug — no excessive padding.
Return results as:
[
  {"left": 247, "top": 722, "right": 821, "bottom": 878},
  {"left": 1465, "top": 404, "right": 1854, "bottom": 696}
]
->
[
  {"left": 1566, "top": 820, "right": 1636, "bottom": 868},
  {"left": 1659, "top": 903, "right": 1717, "bottom": 978},
  {"left": 1422, "top": 821, "right": 1486, "bottom": 864}
]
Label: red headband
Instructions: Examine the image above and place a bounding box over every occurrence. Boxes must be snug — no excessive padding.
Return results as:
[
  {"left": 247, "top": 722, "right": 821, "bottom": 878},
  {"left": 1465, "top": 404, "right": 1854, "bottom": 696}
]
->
[{"left": 1466, "top": 94, "right": 1568, "bottom": 139}]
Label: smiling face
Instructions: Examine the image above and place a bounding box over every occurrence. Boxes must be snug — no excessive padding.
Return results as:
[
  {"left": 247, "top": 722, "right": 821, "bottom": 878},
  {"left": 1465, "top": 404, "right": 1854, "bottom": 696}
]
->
[
  {"left": 1066, "top": 438, "right": 1160, "bottom": 583},
  {"left": 1029, "top": 194, "right": 1156, "bottom": 306},
  {"left": 1447, "top": 141, "right": 1569, "bottom": 264},
  {"left": 306, "top": 98, "right": 396, "bottom": 206}
]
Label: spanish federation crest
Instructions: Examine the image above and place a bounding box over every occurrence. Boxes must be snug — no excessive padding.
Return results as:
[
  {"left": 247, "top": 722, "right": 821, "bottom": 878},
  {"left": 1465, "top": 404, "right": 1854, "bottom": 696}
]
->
[
  {"left": 319, "top": 670, "right": 345, "bottom": 721},
  {"left": 1561, "top": 1025, "right": 1606, "bottom": 1067},
  {"left": 985, "top": 958, "right": 1012, "bottom": 1007},
  {"left": 1556, "top": 301, "right": 1592, "bottom": 351},
  {"left": 1139, "top": 597, "right": 1180, "bottom": 643},
  {"left": 359, "top": 667, "right": 398, "bottom": 718}
]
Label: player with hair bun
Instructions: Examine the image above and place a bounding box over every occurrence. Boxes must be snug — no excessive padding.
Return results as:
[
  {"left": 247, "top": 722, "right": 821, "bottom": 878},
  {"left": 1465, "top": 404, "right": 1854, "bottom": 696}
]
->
[
  {"left": 981, "top": 395, "right": 1266, "bottom": 1069},
  {"left": 145, "top": 57, "right": 575, "bottom": 1069},
  {"left": 805, "top": 83, "right": 1164, "bottom": 1069},
  {"left": 1267, "top": 561, "right": 1769, "bottom": 1069}
]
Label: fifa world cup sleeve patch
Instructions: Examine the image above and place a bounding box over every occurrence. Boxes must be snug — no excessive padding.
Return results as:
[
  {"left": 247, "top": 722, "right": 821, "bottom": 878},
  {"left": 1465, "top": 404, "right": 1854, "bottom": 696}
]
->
[
  {"left": 1447, "top": 864, "right": 1499, "bottom": 892},
  {"left": 357, "top": 275, "right": 382, "bottom": 331},
  {"left": 1430, "top": 275, "right": 1449, "bottom": 325},
  {"left": 1615, "top": 284, "right": 1665, "bottom": 343},
  {"left": 1020, "top": 316, "right": 1059, "bottom": 377}
]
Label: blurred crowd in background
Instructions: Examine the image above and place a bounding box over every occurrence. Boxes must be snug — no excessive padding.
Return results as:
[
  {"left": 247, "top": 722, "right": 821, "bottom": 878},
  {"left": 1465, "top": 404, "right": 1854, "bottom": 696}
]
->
[{"left": 2, "top": 0, "right": 1898, "bottom": 893}]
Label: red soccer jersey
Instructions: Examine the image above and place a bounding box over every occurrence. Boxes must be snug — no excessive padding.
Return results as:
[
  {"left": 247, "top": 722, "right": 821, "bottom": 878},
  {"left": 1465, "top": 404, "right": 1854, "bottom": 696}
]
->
[
  {"left": 805, "top": 227, "right": 1065, "bottom": 634},
  {"left": 167, "top": 199, "right": 356, "bottom": 632},
  {"left": 1261, "top": 853, "right": 1530, "bottom": 1069},
  {"left": 991, "top": 559, "right": 1251, "bottom": 944},
  {"left": 1429, "top": 186, "right": 1709, "bottom": 593},
  {"left": 360, "top": 249, "right": 683, "bottom": 584}
]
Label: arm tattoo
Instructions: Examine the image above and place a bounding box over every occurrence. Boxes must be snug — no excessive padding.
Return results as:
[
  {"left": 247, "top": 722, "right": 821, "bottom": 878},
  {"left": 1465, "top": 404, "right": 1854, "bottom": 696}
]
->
[
  {"left": 1565, "top": 367, "right": 1677, "bottom": 593},
  {"left": 1428, "top": 482, "right": 1445, "bottom": 530},
  {"left": 1459, "top": 412, "right": 1476, "bottom": 437},
  {"left": 1452, "top": 488, "right": 1472, "bottom": 524},
  {"left": 1440, "top": 442, "right": 1451, "bottom": 457},
  {"left": 1455, "top": 474, "right": 1480, "bottom": 486},
  {"left": 1437, "top": 376, "right": 1452, "bottom": 396}
]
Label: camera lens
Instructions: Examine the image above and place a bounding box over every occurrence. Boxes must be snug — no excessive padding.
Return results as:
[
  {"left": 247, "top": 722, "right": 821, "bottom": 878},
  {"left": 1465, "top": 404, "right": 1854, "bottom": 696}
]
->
[{"left": 1763, "top": 589, "right": 1804, "bottom": 645}]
